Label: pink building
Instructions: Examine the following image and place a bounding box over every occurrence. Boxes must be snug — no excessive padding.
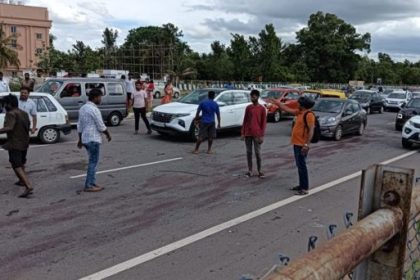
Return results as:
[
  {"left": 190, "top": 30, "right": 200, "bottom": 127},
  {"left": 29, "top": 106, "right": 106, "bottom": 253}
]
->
[{"left": 0, "top": 1, "right": 51, "bottom": 75}]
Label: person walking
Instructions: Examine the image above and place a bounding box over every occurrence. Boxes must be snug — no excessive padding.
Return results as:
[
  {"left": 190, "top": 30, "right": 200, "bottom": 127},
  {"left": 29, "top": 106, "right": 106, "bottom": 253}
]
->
[
  {"left": 241, "top": 89, "right": 267, "bottom": 178},
  {"left": 21, "top": 73, "right": 35, "bottom": 92},
  {"left": 161, "top": 81, "right": 173, "bottom": 104},
  {"left": 146, "top": 82, "right": 154, "bottom": 113},
  {"left": 77, "top": 88, "right": 112, "bottom": 192},
  {"left": 193, "top": 90, "right": 220, "bottom": 154},
  {"left": 0, "top": 72, "right": 10, "bottom": 92},
  {"left": 18, "top": 86, "right": 37, "bottom": 135},
  {"left": 132, "top": 80, "right": 152, "bottom": 134},
  {"left": 270, "top": 96, "right": 315, "bottom": 195},
  {"left": 0, "top": 94, "right": 33, "bottom": 198}
]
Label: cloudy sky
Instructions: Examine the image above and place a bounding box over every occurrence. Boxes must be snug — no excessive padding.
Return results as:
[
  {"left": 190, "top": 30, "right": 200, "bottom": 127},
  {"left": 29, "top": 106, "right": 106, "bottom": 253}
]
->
[{"left": 25, "top": 0, "right": 420, "bottom": 62}]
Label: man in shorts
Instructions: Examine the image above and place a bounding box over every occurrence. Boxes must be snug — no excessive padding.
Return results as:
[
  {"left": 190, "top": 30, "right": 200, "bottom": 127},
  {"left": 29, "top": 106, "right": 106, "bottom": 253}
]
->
[
  {"left": 193, "top": 91, "right": 221, "bottom": 154},
  {"left": 0, "top": 94, "right": 33, "bottom": 198}
]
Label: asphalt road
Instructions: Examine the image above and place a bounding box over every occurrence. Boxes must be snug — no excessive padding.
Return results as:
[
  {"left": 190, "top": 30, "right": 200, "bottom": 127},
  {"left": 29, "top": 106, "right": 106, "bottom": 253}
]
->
[{"left": 0, "top": 109, "right": 418, "bottom": 280}]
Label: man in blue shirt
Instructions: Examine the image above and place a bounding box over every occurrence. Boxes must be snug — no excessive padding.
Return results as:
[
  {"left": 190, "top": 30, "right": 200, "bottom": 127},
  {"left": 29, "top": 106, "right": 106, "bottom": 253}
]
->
[{"left": 193, "top": 91, "right": 221, "bottom": 154}]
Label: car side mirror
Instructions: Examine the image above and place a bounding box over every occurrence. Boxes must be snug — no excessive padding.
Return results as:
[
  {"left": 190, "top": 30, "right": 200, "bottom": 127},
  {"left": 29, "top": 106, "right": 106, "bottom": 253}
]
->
[
  {"left": 343, "top": 109, "right": 352, "bottom": 116},
  {"left": 217, "top": 101, "right": 226, "bottom": 107}
]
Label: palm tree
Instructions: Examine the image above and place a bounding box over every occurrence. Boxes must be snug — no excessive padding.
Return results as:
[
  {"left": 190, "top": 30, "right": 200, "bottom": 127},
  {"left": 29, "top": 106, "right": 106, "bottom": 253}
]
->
[{"left": 0, "top": 23, "right": 21, "bottom": 70}]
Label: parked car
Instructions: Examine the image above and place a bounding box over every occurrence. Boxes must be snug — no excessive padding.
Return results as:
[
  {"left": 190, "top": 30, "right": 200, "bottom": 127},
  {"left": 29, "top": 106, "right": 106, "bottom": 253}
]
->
[
  {"left": 260, "top": 88, "right": 302, "bottom": 122},
  {"left": 304, "top": 89, "right": 347, "bottom": 100},
  {"left": 35, "top": 78, "right": 128, "bottom": 126},
  {"left": 395, "top": 97, "right": 420, "bottom": 130},
  {"left": 153, "top": 83, "right": 181, "bottom": 99},
  {"left": 150, "top": 88, "right": 265, "bottom": 140},
  {"left": 401, "top": 115, "right": 420, "bottom": 149},
  {"left": 312, "top": 98, "right": 367, "bottom": 141},
  {"left": 349, "top": 90, "right": 385, "bottom": 114},
  {"left": 0, "top": 92, "right": 72, "bottom": 144},
  {"left": 384, "top": 90, "right": 412, "bottom": 111}
]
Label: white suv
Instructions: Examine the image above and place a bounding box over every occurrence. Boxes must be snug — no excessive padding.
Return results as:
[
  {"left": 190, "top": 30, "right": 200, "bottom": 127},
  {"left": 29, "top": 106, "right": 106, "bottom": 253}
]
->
[
  {"left": 401, "top": 115, "right": 420, "bottom": 149},
  {"left": 0, "top": 92, "right": 72, "bottom": 144},
  {"left": 150, "top": 88, "right": 265, "bottom": 140},
  {"left": 385, "top": 90, "right": 412, "bottom": 111}
]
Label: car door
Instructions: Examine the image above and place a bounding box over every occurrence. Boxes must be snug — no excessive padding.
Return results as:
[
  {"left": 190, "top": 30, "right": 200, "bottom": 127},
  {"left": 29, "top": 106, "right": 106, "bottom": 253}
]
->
[
  {"left": 215, "top": 92, "right": 235, "bottom": 128},
  {"left": 371, "top": 93, "right": 382, "bottom": 110},
  {"left": 56, "top": 82, "right": 86, "bottom": 121},
  {"left": 30, "top": 96, "right": 50, "bottom": 131},
  {"left": 341, "top": 101, "right": 357, "bottom": 133},
  {"left": 231, "top": 91, "right": 251, "bottom": 127}
]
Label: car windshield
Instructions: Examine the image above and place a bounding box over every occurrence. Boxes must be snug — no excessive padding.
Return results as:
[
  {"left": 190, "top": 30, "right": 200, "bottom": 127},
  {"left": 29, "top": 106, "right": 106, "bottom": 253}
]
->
[
  {"left": 178, "top": 89, "right": 223, "bottom": 104},
  {"left": 388, "top": 93, "right": 406, "bottom": 99},
  {"left": 406, "top": 98, "right": 420, "bottom": 108},
  {"left": 350, "top": 94, "right": 371, "bottom": 102},
  {"left": 313, "top": 100, "right": 344, "bottom": 113},
  {"left": 286, "top": 92, "right": 300, "bottom": 100},
  {"left": 35, "top": 80, "right": 63, "bottom": 95},
  {"left": 260, "top": 90, "right": 280, "bottom": 99}
]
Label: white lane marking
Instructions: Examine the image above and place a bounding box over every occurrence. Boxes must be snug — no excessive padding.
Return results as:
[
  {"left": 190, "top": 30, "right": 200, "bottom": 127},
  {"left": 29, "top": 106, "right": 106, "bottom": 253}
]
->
[
  {"left": 78, "top": 151, "right": 418, "bottom": 280},
  {"left": 70, "top": 157, "right": 183, "bottom": 179}
]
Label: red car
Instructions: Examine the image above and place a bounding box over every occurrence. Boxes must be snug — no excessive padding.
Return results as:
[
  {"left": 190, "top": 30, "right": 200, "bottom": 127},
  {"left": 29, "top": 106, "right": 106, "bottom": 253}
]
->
[{"left": 260, "top": 88, "right": 302, "bottom": 122}]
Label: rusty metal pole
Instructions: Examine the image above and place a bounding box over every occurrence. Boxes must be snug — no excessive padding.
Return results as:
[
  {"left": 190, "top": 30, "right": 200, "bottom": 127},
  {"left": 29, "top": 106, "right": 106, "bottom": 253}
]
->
[{"left": 261, "top": 207, "right": 403, "bottom": 280}]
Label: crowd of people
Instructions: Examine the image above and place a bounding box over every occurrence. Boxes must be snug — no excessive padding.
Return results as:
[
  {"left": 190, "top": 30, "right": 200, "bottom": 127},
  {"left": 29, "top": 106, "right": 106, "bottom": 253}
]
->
[{"left": 1, "top": 75, "right": 316, "bottom": 197}]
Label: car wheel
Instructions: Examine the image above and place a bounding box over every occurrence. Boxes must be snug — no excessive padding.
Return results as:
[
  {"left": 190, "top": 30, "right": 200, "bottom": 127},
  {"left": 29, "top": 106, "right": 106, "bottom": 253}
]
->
[
  {"left": 107, "top": 112, "right": 122, "bottom": 126},
  {"left": 379, "top": 106, "right": 384, "bottom": 114},
  {"left": 334, "top": 125, "right": 343, "bottom": 141},
  {"left": 39, "top": 127, "right": 60, "bottom": 144},
  {"left": 189, "top": 123, "right": 199, "bottom": 142},
  {"left": 357, "top": 123, "right": 365, "bottom": 136},
  {"left": 173, "top": 91, "right": 180, "bottom": 99},
  {"left": 273, "top": 110, "right": 281, "bottom": 122},
  {"left": 154, "top": 91, "right": 161, "bottom": 99},
  {"left": 402, "top": 138, "right": 412, "bottom": 149}
]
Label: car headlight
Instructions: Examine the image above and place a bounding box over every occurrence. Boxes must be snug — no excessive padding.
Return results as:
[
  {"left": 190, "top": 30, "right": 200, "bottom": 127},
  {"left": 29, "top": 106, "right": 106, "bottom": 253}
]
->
[
  {"left": 321, "top": 117, "right": 337, "bottom": 125},
  {"left": 409, "top": 120, "right": 415, "bottom": 127},
  {"left": 397, "top": 113, "right": 403, "bottom": 119}
]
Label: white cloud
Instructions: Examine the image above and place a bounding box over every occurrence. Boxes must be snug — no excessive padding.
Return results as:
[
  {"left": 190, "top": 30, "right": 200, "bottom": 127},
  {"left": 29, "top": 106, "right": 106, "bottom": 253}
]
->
[{"left": 22, "top": 0, "right": 420, "bottom": 61}]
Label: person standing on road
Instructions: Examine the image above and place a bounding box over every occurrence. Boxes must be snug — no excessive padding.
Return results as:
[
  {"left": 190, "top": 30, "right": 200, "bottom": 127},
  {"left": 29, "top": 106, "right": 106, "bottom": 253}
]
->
[
  {"left": 122, "top": 74, "right": 134, "bottom": 111},
  {"left": 0, "top": 72, "right": 10, "bottom": 92},
  {"left": 21, "top": 73, "right": 35, "bottom": 92},
  {"left": 193, "top": 91, "right": 221, "bottom": 154},
  {"left": 241, "top": 89, "right": 267, "bottom": 178},
  {"left": 18, "top": 86, "right": 37, "bottom": 135},
  {"left": 161, "top": 81, "right": 173, "bottom": 104},
  {"left": 270, "top": 96, "right": 315, "bottom": 195},
  {"left": 0, "top": 94, "right": 33, "bottom": 198},
  {"left": 146, "top": 82, "right": 154, "bottom": 113},
  {"left": 77, "top": 88, "right": 112, "bottom": 192},
  {"left": 132, "top": 80, "right": 152, "bottom": 135}
]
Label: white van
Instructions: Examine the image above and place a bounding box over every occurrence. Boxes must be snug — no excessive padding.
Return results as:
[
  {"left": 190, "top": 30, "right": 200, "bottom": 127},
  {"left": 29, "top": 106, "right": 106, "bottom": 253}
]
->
[{"left": 0, "top": 92, "right": 72, "bottom": 144}]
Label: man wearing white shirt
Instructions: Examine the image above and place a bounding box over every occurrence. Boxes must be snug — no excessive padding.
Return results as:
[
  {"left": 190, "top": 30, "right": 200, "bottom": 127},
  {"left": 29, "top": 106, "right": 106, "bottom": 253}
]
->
[
  {"left": 0, "top": 72, "right": 10, "bottom": 92},
  {"left": 77, "top": 88, "right": 111, "bottom": 192},
  {"left": 18, "top": 86, "right": 37, "bottom": 134}
]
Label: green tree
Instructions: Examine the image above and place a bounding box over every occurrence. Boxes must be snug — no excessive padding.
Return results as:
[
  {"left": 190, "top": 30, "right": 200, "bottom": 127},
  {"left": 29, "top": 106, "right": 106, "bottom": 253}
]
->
[
  {"left": 257, "top": 24, "right": 285, "bottom": 81},
  {"left": 70, "top": 41, "right": 101, "bottom": 74},
  {"left": 375, "top": 53, "right": 398, "bottom": 84},
  {"left": 227, "top": 34, "right": 252, "bottom": 81},
  {"left": 0, "top": 24, "right": 20, "bottom": 69},
  {"left": 296, "top": 11, "right": 371, "bottom": 82},
  {"left": 102, "top": 27, "right": 118, "bottom": 69}
]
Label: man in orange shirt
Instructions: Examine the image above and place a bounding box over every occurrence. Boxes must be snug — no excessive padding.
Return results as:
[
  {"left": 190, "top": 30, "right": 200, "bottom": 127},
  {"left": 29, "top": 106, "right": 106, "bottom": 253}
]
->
[{"left": 270, "top": 96, "right": 315, "bottom": 195}]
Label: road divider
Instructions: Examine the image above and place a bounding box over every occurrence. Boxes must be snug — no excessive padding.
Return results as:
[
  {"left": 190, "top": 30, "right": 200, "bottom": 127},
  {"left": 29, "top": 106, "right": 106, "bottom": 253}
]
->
[
  {"left": 78, "top": 150, "right": 418, "bottom": 280},
  {"left": 70, "top": 157, "right": 183, "bottom": 179}
]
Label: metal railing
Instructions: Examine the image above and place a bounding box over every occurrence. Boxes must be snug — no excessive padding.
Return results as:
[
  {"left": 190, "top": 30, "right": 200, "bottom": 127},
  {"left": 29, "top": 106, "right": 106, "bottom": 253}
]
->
[{"left": 257, "top": 165, "right": 420, "bottom": 280}]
